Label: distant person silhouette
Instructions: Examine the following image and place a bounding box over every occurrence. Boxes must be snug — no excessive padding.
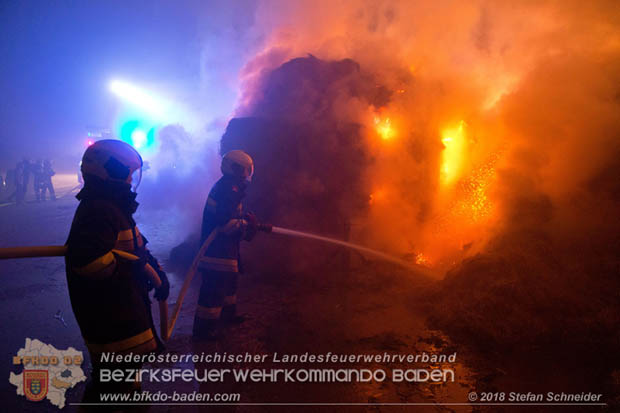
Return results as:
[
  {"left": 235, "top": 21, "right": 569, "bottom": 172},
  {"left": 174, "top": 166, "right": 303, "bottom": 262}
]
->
[{"left": 40, "top": 159, "right": 56, "bottom": 201}]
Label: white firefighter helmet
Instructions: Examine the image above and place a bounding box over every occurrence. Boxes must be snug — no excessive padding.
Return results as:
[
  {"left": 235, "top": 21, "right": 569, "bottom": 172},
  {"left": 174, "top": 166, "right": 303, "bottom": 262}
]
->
[
  {"left": 81, "top": 139, "right": 143, "bottom": 190},
  {"left": 221, "top": 150, "right": 254, "bottom": 181}
]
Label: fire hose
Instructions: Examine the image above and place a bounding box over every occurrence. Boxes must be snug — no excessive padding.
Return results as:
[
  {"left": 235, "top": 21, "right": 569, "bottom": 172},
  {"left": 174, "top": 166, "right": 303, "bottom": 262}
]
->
[
  {"left": 0, "top": 246, "right": 169, "bottom": 341},
  {"left": 0, "top": 222, "right": 272, "bottom": 342},
  {"left": 0, "top": 222, "right": 424, "bottom": 341}
]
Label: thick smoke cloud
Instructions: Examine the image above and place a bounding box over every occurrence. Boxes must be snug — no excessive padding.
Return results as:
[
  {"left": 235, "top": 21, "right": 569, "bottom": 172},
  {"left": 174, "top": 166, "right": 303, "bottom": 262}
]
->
[
  {"left": 231, "top": 0, "right": 620, "bottom": 267},
  {"left": 156, "top": 0, "right": 618, "bottom": 285},
  {"left": 135, "top": 1, "right": 264, "bottom": 233},
  {"left": 215, "top": 0, "right": 620, "bottom": 347}
]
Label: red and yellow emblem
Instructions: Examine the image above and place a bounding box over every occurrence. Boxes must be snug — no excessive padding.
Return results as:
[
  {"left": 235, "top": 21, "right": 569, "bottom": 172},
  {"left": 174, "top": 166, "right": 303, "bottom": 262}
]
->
[{"left": 23, "top": 370, "right": 48, "bottom": 402}]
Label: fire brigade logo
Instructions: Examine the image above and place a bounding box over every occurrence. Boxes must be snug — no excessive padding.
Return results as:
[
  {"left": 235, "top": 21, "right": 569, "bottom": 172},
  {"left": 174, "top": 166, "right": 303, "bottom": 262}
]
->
[
  {"left": 23, "top": 370, "right": 48, "bottom": 402},
  {"left": 9, "top": 338, "right": 87, "bottom": 409}
]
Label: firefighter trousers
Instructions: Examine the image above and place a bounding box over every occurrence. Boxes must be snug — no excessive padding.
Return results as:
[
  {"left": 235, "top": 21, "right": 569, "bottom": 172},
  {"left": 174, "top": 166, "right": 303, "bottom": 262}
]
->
[{"left": 193, "top": 270, "right": 239, "bottom": 336}]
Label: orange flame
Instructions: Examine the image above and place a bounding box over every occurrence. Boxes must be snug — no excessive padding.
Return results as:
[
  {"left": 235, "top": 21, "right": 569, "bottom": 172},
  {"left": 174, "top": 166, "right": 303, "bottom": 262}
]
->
[
  {"left": 440, "top": 120, "right": 468, "bottom": 186},
  {"left": 415, "top": 252, "right": 431, "bottom": 267},
  {"left": 451, "top": 153, "right": 499, "bottom": 223},
  {"left": 374, "top": 116, "right": 395, "bottom": 140}
]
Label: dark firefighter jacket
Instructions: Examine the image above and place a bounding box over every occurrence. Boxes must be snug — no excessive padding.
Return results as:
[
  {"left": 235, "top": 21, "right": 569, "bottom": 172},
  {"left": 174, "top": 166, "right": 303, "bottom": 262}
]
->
[
  {"left": 200, "top": 176, "right": 253, "bottom": 273},
  {"left": 65, "top": 180, "right": 160, "bottom": 357}
]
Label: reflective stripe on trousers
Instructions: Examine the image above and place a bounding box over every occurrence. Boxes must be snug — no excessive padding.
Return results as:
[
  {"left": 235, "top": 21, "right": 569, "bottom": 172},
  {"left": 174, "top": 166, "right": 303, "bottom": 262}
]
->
[
  {"left": 198, "top": 256, "right": 239, "bottom": 272},
  {"left": 195, "top": 305, "right": 222, "bottom": 320},
  {"left": 195, "top": 270, "right": 238, "bottom": 320}
]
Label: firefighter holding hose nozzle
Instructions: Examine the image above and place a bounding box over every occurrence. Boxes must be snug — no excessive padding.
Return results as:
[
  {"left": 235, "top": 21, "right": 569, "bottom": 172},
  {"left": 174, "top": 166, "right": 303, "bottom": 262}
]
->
[
  {"left": 193, "top": 150, "right": 271, "bottom": 340},
  {"left": 65, "top": 140, "right": 169, "bottom": 408}
]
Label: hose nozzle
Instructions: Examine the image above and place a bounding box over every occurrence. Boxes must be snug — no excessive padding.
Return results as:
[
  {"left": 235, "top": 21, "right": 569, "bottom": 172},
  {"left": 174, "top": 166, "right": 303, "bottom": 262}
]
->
[{"left": 257, "top": 223, "right": 273, "bottom": 233}]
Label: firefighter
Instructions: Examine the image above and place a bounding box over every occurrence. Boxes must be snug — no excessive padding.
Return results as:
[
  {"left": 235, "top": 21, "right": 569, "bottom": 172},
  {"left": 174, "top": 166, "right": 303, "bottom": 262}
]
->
[
  {"left": 32, "top": 159, "right": 43, "bottom": 201},
  {"left": 65, "top": 139, "right": 169, "bottom": 408},
  {"left": 40, "top": 159, "right": 56, "bottom": 201},
  {"left": 193, "top": 150, "right": 260, "bottom": 340}
]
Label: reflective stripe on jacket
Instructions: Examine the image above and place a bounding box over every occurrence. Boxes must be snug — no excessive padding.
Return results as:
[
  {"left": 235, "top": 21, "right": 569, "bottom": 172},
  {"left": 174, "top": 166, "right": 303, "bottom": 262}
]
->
[{"left": 200, "top": 176, "right": 248, "bottom": 273}]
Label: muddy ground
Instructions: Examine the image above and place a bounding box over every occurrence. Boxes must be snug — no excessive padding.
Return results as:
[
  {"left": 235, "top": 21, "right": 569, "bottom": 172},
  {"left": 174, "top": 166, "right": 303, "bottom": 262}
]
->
[{"left": 0, "top": 194, "right": 614, "bottom": 412}]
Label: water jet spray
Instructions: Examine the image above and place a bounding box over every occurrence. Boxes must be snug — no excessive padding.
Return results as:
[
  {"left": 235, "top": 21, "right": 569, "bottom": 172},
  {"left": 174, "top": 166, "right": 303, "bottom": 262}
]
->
[{"left": 270, "top": 226, "right": 430, "bottom": 274}]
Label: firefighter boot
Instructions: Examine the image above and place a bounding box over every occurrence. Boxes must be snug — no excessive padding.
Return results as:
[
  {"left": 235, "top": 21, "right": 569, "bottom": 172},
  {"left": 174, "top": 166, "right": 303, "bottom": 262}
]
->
[
  {"left": 220, "top": 304, "right": 248, "bottom": 325},
  {"left": 192, "top": 317, "right": 218, "bottom": 341}
]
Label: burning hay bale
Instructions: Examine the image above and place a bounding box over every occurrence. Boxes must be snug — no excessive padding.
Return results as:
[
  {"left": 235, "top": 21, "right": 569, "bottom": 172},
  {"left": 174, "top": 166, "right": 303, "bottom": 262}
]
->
[
  {"left": 219, "top": 56, "right": 392, "bottom": 272},
  {"left": 221, "top": 117, "right": 368, "bottom": 237}
]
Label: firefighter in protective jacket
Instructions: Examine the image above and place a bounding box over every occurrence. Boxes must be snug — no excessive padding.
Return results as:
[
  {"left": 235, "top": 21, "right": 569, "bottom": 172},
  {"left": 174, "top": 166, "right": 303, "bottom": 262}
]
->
[
  {"left": 65, "top": 139, "right": 169, "bottom": 405},
  {"left": 193, "top": 150, "right": 260, "bottom": 339}
]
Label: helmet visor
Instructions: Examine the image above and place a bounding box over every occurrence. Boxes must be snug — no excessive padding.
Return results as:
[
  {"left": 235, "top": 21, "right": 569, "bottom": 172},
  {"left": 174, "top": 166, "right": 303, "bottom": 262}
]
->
[{"left": 130, "top": 167, "right": 143, "bottom": 192}]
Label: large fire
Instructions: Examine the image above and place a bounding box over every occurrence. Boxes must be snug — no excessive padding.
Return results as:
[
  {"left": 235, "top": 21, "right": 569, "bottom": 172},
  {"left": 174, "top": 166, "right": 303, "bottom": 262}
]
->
[
  {"left": 366, "top": 111, "right": 499, "bottom": 268},
  {"left": 237, "top": 0, "right": 620, "bottom": 277},
  {"left": 226, "top": 0, "right": 620, "bottom": 383}
]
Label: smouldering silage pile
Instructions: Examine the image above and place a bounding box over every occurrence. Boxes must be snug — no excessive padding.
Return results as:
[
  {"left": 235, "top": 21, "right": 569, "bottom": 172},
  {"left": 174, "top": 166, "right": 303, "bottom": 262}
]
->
[
  {"left": 431, "top": 153, "right": 620, "bottom": 352},
  {"left": 222, "top": 0, "right": 620, "bottom": 353}
]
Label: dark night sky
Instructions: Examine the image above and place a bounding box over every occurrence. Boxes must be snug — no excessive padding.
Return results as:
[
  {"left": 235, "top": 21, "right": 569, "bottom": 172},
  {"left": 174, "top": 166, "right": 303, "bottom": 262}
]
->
[{"left": 0, "top": 1, "right": 258, "bottom": 170}]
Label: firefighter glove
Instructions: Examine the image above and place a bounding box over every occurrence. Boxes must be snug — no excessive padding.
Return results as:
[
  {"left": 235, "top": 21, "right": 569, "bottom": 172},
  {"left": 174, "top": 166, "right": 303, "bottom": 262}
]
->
[
  {"left": 154, "top": 270, "right": 170, "bottom": 301},
  {"left": 243, "top": 212, "right": 259, "bottom": 241}
]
